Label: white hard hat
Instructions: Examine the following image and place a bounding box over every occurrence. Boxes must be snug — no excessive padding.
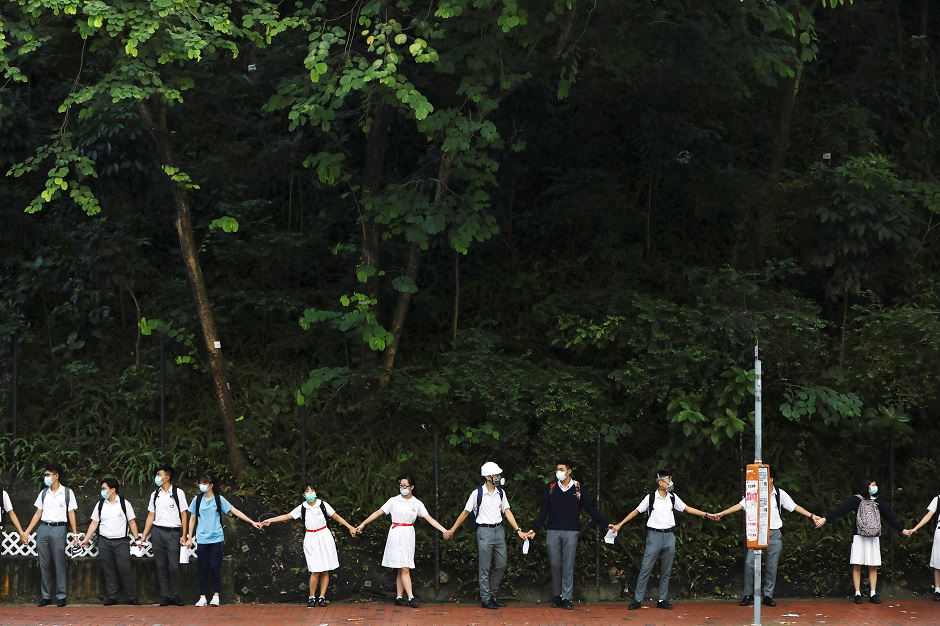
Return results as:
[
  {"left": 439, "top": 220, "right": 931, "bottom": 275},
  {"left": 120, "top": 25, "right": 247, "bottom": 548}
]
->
[{"left": 480, "top": 461, "right": 503, "bottom": 476}]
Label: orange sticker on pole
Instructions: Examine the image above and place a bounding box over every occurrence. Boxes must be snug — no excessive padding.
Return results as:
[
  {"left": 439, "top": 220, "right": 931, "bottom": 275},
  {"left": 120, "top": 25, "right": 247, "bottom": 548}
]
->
[{"left": 745, "top": 463, "right": 770, "bottom": 549}]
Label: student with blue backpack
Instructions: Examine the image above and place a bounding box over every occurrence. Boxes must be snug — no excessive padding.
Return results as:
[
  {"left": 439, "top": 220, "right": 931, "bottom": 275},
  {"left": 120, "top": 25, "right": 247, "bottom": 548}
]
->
[
  {"left": 816, "top": 477, "right": 904, "bottom": 604},
  {"left": 185, "top": 471, "right": 263, "bottom": 607},
  {"left": 443, "top": 461, "right": 528, "bottom": 610}
]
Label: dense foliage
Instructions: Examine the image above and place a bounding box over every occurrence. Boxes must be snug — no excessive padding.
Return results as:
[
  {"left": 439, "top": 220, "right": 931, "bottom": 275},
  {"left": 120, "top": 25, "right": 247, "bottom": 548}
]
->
[{"left": 2, "top": 0, "right": 940, "bottom": 599}]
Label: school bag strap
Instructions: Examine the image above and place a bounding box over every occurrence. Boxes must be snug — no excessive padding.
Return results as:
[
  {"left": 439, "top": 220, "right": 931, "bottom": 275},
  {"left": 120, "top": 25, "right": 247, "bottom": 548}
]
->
[
  {"left": 301, "top": 501, "right": 330, "bottom": 527},
  {"left": 646, "top": 491, "right": 677, "bottom": 521},
  {"left": 96, "top": 495, "right": 131, "bottom": 537},
  {"left": 470, "top": 485, "right": 505, "bottom": 530},
  {"left": 549, "top": 480, "right": 582, "bottom": 500},
  {"left": 151, "top": 486, "right": 184, "bottom": 524},
  {"left": 194, "top": 491, "right": 224, "bottom": 535},
  {"left": 41, "top": 485, "right": 72, "bottom": 512}
]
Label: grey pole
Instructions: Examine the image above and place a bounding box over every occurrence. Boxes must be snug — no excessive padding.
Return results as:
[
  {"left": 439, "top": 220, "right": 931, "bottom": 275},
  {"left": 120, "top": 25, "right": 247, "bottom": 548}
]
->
[
  {"left": 596, "top": 432, "right": 602, "bottom": 589},
  {"left": 434, "top": 433, "right": 441, "bottom": 598},
  {"left": 159, "top": 332, "right": 166, "bottom": 454},
  {"left": 754, "top": 342, "right": 762, "bottom": 626},
  {"left": 12, "top": 330, "right": 19, "bottom": 442}
]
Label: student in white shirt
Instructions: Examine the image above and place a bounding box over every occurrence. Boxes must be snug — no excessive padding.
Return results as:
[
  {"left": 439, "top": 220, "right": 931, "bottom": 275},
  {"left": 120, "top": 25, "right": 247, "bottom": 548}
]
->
[
  {"left": 140, "top": 464, "right": 189, "bottom": 606},
  {"left": 443, "top": 462, "right": 528, "bottom": 609},
  {"left": 21, "top": 463, "right": 79, "bottom": 607},
  {"left": 903, "top": 494, "right": 940, "bottom": 602},
  {"left": 262, "top": 482, "right": 358, "bottom": 608},
  {"left": 357, "top": 475, "right": 448, "bottom": 608},
  {"left": 0, "top": 487, "right": 27, "bottom": 546},
  {"left": 609, "top": 470, "right": 712, "bottom": 611},
  {"left": 713, "top": 466, "right": 820, "bottom": 607},
  {"left": 80, "top": 477, "right": 142, "bottom": 605}
]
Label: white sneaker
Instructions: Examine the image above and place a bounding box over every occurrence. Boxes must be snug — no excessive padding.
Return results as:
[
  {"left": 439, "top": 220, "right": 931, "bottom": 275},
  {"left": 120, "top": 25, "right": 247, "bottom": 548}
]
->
[
  {"left": 195, "top": 596, "right": 208, "bottom": 607},
  {"left": 210, "top": 595, "right": 220, "bottom": 606}
]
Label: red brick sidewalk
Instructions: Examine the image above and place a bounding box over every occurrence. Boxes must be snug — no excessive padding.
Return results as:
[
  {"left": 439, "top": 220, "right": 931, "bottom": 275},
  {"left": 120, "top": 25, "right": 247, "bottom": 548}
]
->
[{"left": 0, "top": 597, "right": 936, "bottom": 625}]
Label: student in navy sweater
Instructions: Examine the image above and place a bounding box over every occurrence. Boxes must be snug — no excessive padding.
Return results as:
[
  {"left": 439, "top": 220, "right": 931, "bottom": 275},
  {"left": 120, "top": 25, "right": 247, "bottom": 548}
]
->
[{"left": 525, "top": 459, "right": 607, "bottom": 610}]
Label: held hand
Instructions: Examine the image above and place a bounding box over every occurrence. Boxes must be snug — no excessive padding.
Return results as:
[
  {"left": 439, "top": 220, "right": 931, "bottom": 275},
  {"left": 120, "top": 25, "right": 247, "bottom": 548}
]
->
[
  {"left": 355, "top": 523, "right": 365, "bottom": 534},
  {"left": 814, "top": 516, "right": 826, "bottom": 529},
  {"left": 186, "top": 537, "right": 194, "bottom": 548},
  {"left": 442, "top": 529, "right": 454, "bottom": 540},
  {"left": 608, "top": 523, "right": 621, "bottom": 532},
  {"left": 526, "top": 530, "right": 536, "bottom": 540},
  {"left": 902, "top": 529, "right": 913, "bottom": 537},
  {"left": 19, "top": 532, "right": 28, "bottom": 545},
  {"left": 348, "top": 526, "right": 357, "bottom": 537},
  {"left": 72, "top": 537, "right": 81, "bottom": 545},
  {"left": 81, "top": 538, "right": 89, "bottom": 548},
  {"left": 251, "top": 521, "right": 264, "bottom": 531}
]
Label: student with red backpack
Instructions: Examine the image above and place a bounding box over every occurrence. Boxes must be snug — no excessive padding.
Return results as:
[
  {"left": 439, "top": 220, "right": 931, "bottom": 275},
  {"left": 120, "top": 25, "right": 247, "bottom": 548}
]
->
[
  {"left": 901, "top": 495, "right": 940, "bottom": 601},
  {"left": 261, "top": 482, "right": 358, "bottom": 607},
  {"left": 816, "top": 477, "right": 904, "bottom": 604},
  {"left": 525, "top": 459, "right": 607, "bottom": 610},
  {"left": 185, "top": 472, "right": 263, "bottom": 607}
]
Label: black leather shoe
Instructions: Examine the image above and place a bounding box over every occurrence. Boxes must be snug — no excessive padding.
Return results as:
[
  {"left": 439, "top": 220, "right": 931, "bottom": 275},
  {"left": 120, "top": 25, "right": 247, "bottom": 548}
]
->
[
  {"left": 308, "top": 597, "right": 317, "bottom": 608},
  {"left": 762, "top": 596, "right": 776, "bottom": 607},
  {"left": 628, "top": 600, "right": 642, "bottom": 610},
  {"left": 408, "top": 597, "right": 419, "bottom": 608},
  {"left": 870, "top": 594, "right": 881, "bottom": 604},
  {"left": 657, "top": 600, "right": 673, "bottom": 610},
  {"left": 394, "top": 597, "right": 404, "bottom": 606},
  {"left": 854, "top": 595, "right": 862, "bottom": 604},
  {"left": 56, "top": 599, "right": 67, "bottom": 607},
  {"left": 37, "top": 599, "right": 51, "bottom": 606},
  {"left": 159, "top": 597, "right": 171, "bottom": 606},
  {"left": 104, "top": 599, "right": 118, "bottom": 606},
  {"left": 561, "top": 598, "right": 573, "bottom": 610},
  {"left": 934, "top": 591, "right": 940, "bottom": 602},
  {"left": 550, "top": 595, "right": 562, "bottom": 608},
  {"left": 481, "top": 598, "right": 499, "bottom": 609},
  {"left": 128, "top": 598, "right": 141, "bottom": 605},
  {"left": 739, "top": 595, "right": 754, "bottom": 606},
  {"left": 172, "top": 595, "right": 184, "bottom": 606},
  {"left": 318, "top": 597, "right": 328, "bottom": 607},
  {"left": 492, "top": 596, "right": 506, "bottom": 607}
]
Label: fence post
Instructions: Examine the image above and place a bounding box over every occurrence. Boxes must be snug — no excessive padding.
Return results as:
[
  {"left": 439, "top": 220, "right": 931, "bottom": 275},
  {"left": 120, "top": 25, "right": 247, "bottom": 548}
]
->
[
  {"left": 434, "top": 433, "right": 440, "bottom": 598},
  {"left": 159, "top": 332, "right": 166, "bottom": 454}
]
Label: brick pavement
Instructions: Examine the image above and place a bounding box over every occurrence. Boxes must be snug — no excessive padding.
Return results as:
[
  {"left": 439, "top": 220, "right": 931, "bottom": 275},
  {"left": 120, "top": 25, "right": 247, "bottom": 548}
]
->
[{"left": 0, "top": 597, "right": 937, "bottom": 625}]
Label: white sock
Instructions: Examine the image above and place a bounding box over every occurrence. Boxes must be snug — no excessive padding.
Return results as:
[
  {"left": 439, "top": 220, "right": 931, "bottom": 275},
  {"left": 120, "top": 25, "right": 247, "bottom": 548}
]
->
[
  {"left": 870, "top": 589, "right": 877, "bottom": 597},
  {"left": 935, "top": 587, "right": 940, "bottom": 593},
  {"left": 855, "top": 591, "right": 862, "bottom": 596}
]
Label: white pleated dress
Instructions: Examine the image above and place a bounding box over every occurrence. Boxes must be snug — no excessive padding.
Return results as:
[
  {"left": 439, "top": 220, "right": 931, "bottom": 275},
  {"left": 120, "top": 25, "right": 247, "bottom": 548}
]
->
[
  {"left": 289, "top": 500, "right": 339, "bottom": 573},
  {"left": 380, "top": 495, "right": 428, "bottom": 569},
  {"left": 927, "top": 497, "right": 940, "bottom": 569}
]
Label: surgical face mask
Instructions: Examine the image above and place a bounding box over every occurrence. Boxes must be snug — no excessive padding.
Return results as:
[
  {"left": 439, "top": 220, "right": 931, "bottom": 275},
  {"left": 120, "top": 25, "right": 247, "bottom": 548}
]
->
[
  {"left": 663, "top": 480, "right": 674, "bottom": 492},
  {"left": 154, "top": 475, "right": 164, "bottom": 487},
  {"left": 487, "top": 475, "right": 505, "bottom": 486},
  {"left": 43, "top": 476, "right": 54, "bottom": 487},
  {"left": 101, "top": 489, "right": 110, "bottom": 500},
  {"left": 400, "top": 487, "right": 411, "bottom": 496},
  {"left": 199, "top": 484, "right": 209, "bottom": 493},
  {"left": 305, "top": 493, "right": 317, "bottom": 502},
  {"left": 555, "top": 470, "right": 567, "bottom": 481},
  {"left": 869, "top": 486, "right": 878, "bottom": 496}
]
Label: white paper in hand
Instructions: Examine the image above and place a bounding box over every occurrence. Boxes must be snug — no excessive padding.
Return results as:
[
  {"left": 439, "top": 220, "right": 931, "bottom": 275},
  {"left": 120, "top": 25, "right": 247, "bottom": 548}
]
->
[
  {"left": 604, "top": 529, "right": 618, "bottom": 544},
  {"left": 523, "top": 538, "right": 530, "bottom": 554}
]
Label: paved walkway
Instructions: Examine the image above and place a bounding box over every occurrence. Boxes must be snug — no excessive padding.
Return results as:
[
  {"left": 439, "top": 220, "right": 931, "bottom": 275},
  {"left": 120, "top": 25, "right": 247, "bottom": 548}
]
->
[{"left": 0, "top": 597, "right": 937, "bottom": 625}]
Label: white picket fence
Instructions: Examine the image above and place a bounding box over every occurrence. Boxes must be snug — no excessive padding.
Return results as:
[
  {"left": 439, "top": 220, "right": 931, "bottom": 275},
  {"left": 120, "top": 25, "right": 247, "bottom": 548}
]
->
[{"left": 1, "top": 531, "right": 155, "bottom": 558}]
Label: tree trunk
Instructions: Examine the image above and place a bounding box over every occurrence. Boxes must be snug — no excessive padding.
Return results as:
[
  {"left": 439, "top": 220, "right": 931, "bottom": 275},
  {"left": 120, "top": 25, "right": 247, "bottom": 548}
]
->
[
  {"left": 360, "top": 98, "right": 390, "bottom": 368},
  {"left": 137, "top": 98, "right": 248, "bottom": 484}
]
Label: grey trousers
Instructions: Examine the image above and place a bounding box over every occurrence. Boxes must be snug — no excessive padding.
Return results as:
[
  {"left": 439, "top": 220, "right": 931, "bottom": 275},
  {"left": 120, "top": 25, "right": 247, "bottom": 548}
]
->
[
  {"left": 98, "top": 536, "right": 138, "bottom": 600},
  {"left": 634, "top": 530, "right": 676, "bottom": 602},
  {"left": 477, "top": 526, "right": 507, "bottom": 601},
  {"left": 743, "top": 528, "right": 783, "bottom": 597},
  {"left": 546, "top": 529, "right": 579, "bottom": 599},
  {"left": 37, "top": 524, "right": 68, "bottom": 600},
  {"left": 151, "top": 526, "right": 182, "bottom": 599}
]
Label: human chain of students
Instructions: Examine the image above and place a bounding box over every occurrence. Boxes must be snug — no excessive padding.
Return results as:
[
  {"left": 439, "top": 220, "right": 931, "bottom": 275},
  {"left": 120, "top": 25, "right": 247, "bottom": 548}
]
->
[{"left": 3, "top": 461, "right": 940, "bottom": 611}]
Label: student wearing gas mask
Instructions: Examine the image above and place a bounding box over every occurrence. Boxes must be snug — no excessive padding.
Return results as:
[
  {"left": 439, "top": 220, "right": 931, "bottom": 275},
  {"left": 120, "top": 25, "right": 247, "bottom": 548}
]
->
[
  {"left": 525, "top": 459, "right": 608, "bottom": 610},
  {"left": 443, "top": 462, "right": 527, "bottom": 609}
]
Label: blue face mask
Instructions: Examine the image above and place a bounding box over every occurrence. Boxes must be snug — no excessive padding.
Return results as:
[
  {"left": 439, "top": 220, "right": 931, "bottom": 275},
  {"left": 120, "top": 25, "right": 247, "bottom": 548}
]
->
[
  {"left": 101, "top": 490, "right": 110, "bottom": 500},
  {"left": 305, "top": 493, "right": 317, "bottom": 503},
  {"left": 870, "top": 486, "right": 879, "bottom": 496},
  {"left": 154, "top": 475, "right": 164, "bottom": 487},
  {"left": 199, "top": 484, "right": 209, "bottom": 493},
  {"left": 43, "top": 476, "right": 53, "bottom": 487}
]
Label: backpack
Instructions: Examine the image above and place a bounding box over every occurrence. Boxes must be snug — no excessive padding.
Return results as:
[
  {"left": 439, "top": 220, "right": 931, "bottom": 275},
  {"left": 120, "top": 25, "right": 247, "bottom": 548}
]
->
[
  {"left": 468, "top": 485, "right": 505, "bottom": 531},
  {"left": 301, "top": 500, "right": 330, "bottom": 528},
  {"left": 150, "top": 486, "right": 184, "bottom": 524},
  {"left": 41, "top": 485, "right": 72, "bottom": 512},
  {"left": 549, "top": 480, "right": 581, "bottom": 501},
  {"left": 194, "top": 491, "right": 224, "bottom": 535},
  {"left": 646, "top": 491, "right": 677, "bottom": 524},
  {"left": 856, "top": 496, "right": 882, "bottom": 537},
  {"left": 95, "top": 495, "right": 131, "bottom": 538}
]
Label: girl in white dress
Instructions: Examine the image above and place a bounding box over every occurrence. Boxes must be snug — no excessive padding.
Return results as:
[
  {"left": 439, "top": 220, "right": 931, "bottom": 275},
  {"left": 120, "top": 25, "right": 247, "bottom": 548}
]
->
[
  {"left": 357, "top": 476, "right": 448, "bottom": 608},
  {"left": 901, "top": 495, "right": 940, "bottom": 601},
  {"left": 263, "top": 483, "right": 357, "bottom": 607}
]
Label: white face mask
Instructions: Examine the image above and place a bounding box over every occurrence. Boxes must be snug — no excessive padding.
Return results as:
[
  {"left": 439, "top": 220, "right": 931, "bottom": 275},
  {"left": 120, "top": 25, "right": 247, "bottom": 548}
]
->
[
  {"left": 400, "top": 487, "right": 411, "bottom": 497},
  {"left": 555, "top": 470, "right": 567, "bottom": 481},
  {"left": 154, "top": 475, "right": 164, "bottom": 486}
]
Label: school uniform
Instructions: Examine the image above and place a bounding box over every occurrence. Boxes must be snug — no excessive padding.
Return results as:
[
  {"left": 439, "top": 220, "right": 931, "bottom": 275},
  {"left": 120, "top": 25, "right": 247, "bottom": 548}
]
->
[
  {"left": 823, "top": 495, "right": 903, "bottom": 566},
  {"left": 379, "top": 495, "right": 428, "bottom": 569},
  {"left": 92, "top": 497, "right": 139, "bottom": 603},
  {"left": 33, "top": 485, "right": 78, "bottom": 602},
  {"left": 187, "top": 494, "right": 233, "bottom": 596},
  {"left": 633, "top": 491, "right": 685, "bottom": 604},
  {"left": 1, "top": 490, "right": 13, "bottom": 530},
  {"left": 531, "top": 480, "right": 607, "bottom": 601},
  {"left": 289, "top": 500, "right": 339, "bottom": 573},
  {"left": 148, "top": 484, "right": 189, "bottom": 601},
  {"left": 463, "top": 486, "right": 512, "bottom": 602},
  {"left": 925, "top": 497, "right": 940, "bottom": 569},
  {"left": 740, "top": 488, "right": 797, "bottom": 598}
]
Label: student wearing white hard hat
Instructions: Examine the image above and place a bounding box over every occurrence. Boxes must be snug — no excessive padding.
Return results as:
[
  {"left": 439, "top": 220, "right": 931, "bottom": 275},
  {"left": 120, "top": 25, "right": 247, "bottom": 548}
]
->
[{"left": 443, "top": 462, "right": 527, "bottom": 609}]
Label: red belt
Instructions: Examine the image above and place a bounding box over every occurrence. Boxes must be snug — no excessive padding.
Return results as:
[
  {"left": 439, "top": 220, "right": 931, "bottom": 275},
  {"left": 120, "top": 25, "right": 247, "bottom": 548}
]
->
[
  {"left": 391, "top": 523, "right": 414, "bottom": 528},
  {"left": 306, "top": 526, "right": 327, "bottom": 533}
]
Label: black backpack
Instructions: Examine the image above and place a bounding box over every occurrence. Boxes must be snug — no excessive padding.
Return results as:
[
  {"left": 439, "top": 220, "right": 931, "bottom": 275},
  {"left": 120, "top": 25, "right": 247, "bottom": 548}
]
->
[
  {"left": 468, "top": 485, "right": 505, "bottom": 530},
  {"left": 95, "top": 495, "right": 131, "bottom": 538},
  {"left": 646, "top": 491, "right": 678, "bottom": 525}
]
